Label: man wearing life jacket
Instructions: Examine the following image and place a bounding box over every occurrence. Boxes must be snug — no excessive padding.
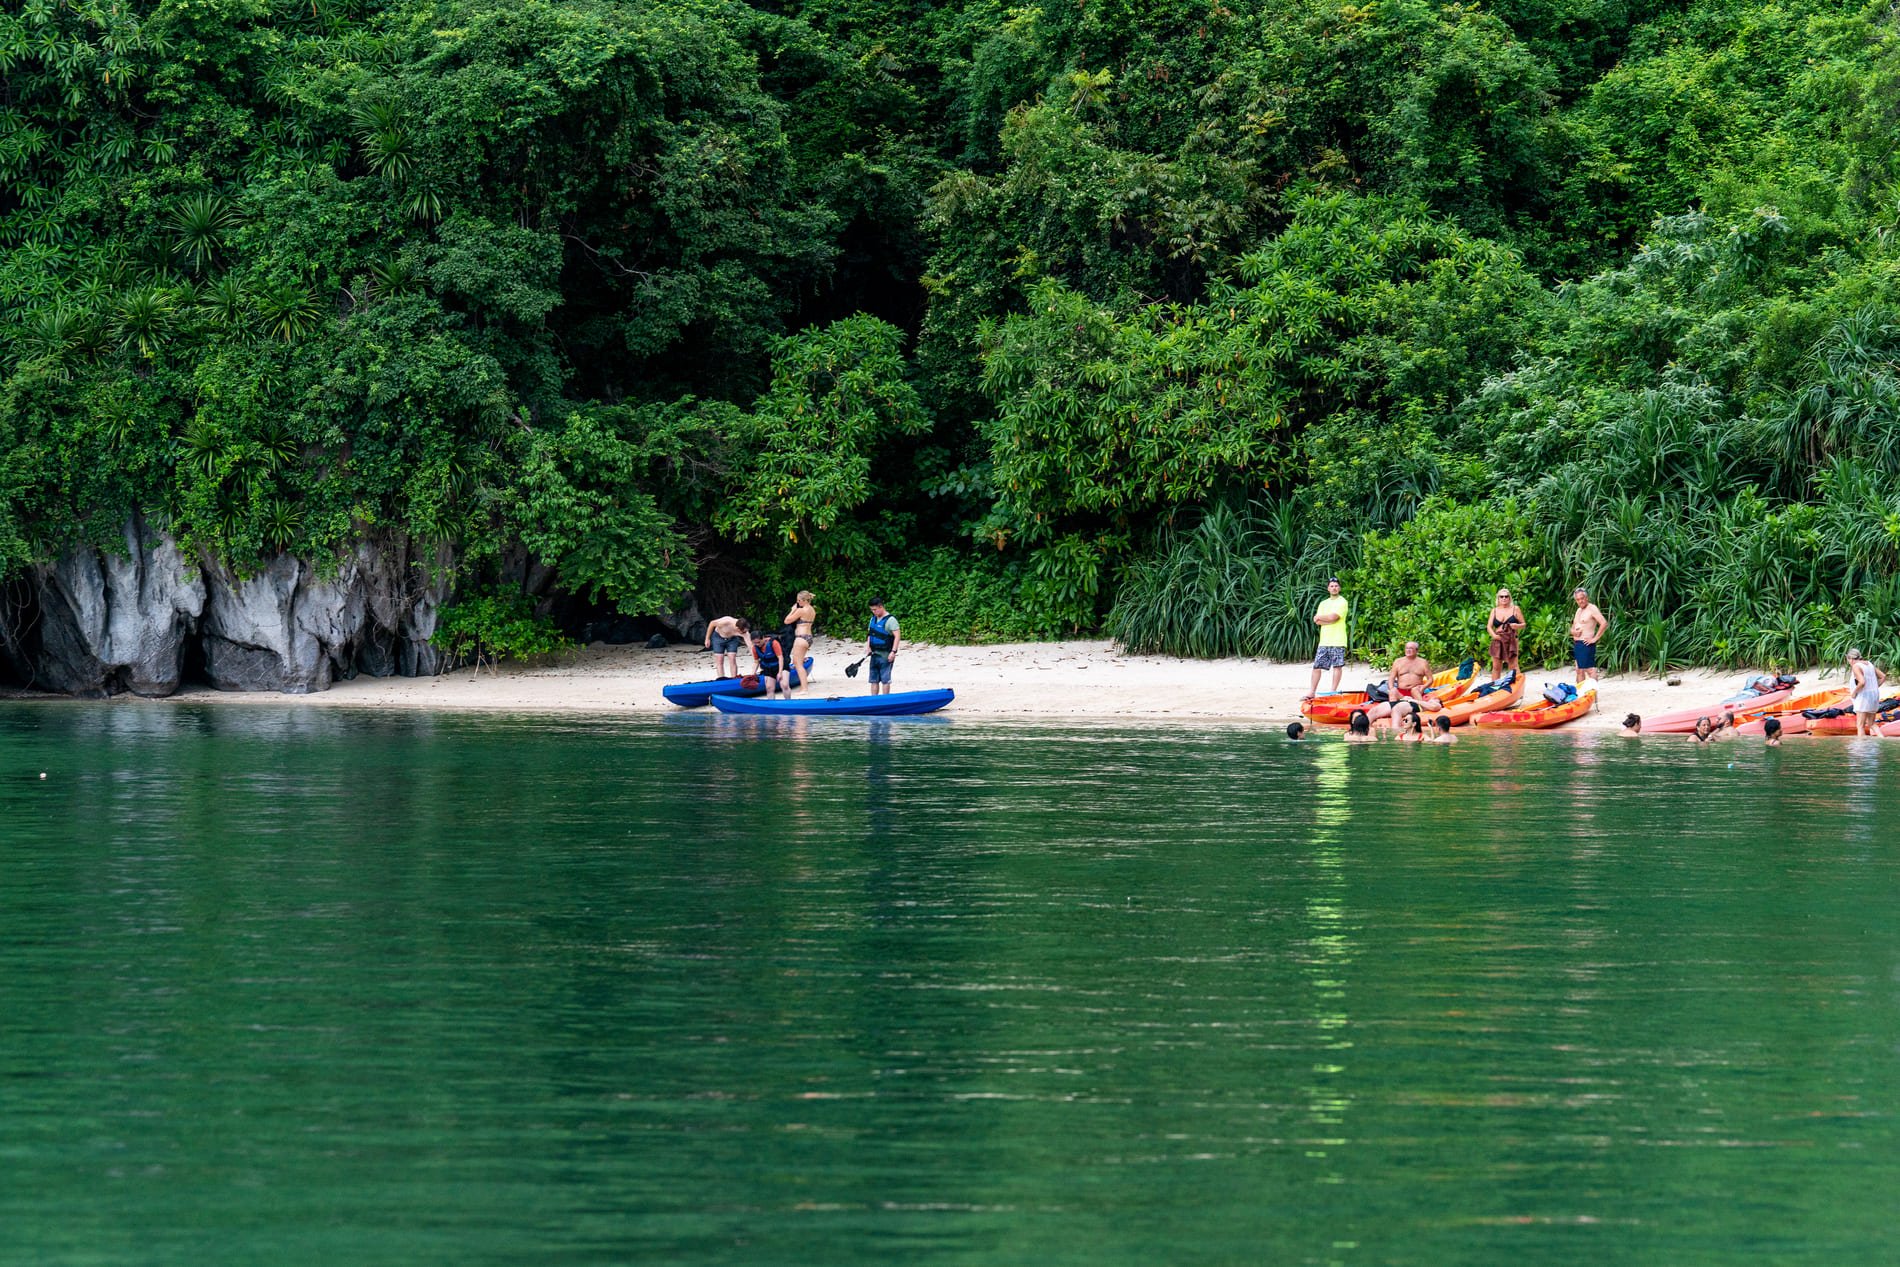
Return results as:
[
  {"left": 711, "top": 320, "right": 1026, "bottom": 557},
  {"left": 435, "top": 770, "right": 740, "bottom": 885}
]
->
[{"left": 866, "top": 599, "right": 901, "bottom": 695}]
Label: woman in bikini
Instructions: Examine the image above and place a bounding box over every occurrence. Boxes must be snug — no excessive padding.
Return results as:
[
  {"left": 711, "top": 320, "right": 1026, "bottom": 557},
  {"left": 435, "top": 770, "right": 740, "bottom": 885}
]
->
[
  {"left": 1487, "top": 588, "right": 1524, "bottom": 680},
  {"left": 783, "top": 590, "right": 817, "bottom": 689}
]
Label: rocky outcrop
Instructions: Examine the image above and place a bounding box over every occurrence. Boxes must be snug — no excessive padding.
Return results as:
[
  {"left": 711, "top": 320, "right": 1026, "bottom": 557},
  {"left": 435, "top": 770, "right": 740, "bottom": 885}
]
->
[
  {"left": 26, "top": 521, "right": 452, "bottom": 696},
  {"left": 34, "top": 516, "right": 206, "bottom": 697},
  {"left": 198, "top": 535, "right": 452, "bottom": 693}
]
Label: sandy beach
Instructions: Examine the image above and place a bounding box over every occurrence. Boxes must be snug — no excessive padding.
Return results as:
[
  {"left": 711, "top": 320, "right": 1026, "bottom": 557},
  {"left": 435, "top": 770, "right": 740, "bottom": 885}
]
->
[{"left": 82, "top": 637, "right": 1858, "bottom": 729}]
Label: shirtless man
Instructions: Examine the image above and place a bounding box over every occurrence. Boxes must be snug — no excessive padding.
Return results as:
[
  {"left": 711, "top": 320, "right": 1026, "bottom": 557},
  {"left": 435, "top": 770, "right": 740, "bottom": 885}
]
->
[
  {"left": 782, "top": 590, "right": 817, "bottom": 691},
  {"left": 1570, "top": 588, "right": 1608, "bottom": 687},
  {"left": 703, "top": 615, "right": 752, "bottom": 679},
  {"left": 1389, "top": 641, "right": 1444, "bottom": 712},
  {"left": 1487, "top": 588, "right": 1525, "bottom": 679}
]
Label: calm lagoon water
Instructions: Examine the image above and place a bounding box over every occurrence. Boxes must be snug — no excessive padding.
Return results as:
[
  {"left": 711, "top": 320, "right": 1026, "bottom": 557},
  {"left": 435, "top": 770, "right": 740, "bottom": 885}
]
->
[{"left": 3, "top": 704, "right": 1898, "bottom": 1264}]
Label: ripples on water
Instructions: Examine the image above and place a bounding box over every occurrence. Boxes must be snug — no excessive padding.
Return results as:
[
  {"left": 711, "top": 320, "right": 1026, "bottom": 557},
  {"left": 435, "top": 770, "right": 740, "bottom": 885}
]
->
[{"left": 1, "top": 706, "right": 1897, "bottom": 1265}]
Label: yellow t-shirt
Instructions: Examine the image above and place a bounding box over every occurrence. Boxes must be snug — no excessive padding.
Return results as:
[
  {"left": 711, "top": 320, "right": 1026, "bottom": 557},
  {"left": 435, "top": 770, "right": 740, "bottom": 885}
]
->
[{"left": 1315, "top": 595, "right": 1349, "bottom": 647}]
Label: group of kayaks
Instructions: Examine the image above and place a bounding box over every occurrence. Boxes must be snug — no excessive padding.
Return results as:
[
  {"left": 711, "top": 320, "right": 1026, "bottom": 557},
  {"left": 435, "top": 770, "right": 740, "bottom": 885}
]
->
[
  {"left": 662, "top": 658, "right": 955, "bottom": 716},
  {"left": 1301, "top": 662, "right": 1600, "bottom": 731},
  {"left": 1646, "top": 678, "right": 1900, "bottom": 736}
]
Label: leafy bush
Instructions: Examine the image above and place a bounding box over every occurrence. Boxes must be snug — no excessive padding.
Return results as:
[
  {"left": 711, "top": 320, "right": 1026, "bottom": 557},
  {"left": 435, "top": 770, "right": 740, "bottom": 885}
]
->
[
  {"left": 431, "top": 594, "right": 571, "bottom": 670},
  {"left": 751, "top": 548, "right": 1052, "bottom": 646},
  {"left": 1109, "top": 499, "right": 1356, "bottom": 659},
  {"left": 1347, "top": 498, "right": 1564, "bottom": 666}
]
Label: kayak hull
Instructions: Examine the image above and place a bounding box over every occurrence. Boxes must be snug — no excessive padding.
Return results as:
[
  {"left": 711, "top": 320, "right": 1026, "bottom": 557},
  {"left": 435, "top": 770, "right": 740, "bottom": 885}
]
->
[
  {"left": 663, "top": 657, "right": 814, "bottom": 708},
  {"left": 1436, "top": 676, "right": 1528, "bottom": 726},
  {"left": 1473, "top": 689, "right": 1598, "bottom": 729},
  {"left": 1644, "top": 685, "right": 1797, "bottom": 734},
  {"left": 1731, "top": 690, "right": 1846, "bottom": 736},
  {"left": 711, "top": 689, "right": 955, "bottom": 717}
]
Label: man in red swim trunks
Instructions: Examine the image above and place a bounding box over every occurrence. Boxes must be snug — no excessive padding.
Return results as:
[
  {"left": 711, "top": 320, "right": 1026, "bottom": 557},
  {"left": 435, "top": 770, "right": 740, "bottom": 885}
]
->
[{"left": 1389, "top": 641, "right": 1444, "bottom": 713}]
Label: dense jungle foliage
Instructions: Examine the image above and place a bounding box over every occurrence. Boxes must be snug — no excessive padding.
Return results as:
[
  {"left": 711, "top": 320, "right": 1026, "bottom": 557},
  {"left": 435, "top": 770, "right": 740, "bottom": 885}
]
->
[{"left": 2, "top": 0, "right": 1898, "bottom": 666}]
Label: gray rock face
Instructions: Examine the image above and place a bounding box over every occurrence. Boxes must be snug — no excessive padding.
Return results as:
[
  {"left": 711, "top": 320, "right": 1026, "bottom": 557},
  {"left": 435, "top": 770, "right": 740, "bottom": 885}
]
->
[
  {"left": 27, "top": 521, "right": 452, "bottom": 696},
  {"left": 34, "top": 516, "right": 207, "bottom": 697},
  {"left": 197, "top": 535, "right": 452, "bottom": 693}
]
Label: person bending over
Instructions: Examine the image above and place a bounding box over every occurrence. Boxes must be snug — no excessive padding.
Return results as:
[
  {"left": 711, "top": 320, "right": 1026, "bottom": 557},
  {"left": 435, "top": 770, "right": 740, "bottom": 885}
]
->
[{"left": 704, "top": 615, "right": 752, "bottom": 679}]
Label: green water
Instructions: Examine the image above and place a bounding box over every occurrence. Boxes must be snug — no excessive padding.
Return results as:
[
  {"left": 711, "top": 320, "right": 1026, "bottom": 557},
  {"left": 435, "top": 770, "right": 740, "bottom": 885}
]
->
[{"left": 3, "top": 706, "right": 1898, "bottom": 1264}]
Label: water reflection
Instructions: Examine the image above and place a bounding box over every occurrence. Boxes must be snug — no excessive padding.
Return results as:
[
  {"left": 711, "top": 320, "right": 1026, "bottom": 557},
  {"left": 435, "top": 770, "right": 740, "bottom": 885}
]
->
[{"left": 1302, "top": 737, "right": 1356, "bottom": 1248}]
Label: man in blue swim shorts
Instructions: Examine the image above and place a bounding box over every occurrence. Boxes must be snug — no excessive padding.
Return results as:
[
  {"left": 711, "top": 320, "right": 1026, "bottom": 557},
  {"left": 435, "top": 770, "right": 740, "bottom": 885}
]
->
[
  {"left": 1570, "top": 587, "right": 1607, "bottom": 687},
  {"left": 704, "top": 615, "right": 752, "bottom": 678}
]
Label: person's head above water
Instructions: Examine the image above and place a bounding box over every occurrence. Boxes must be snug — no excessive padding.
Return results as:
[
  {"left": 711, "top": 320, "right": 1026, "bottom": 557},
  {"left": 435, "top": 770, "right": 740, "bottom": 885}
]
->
[
  {"left": 1286, "top": 721, "right": 1305, "bottom": 740},
  {"left": 1348, "top": 710, "right": 1371, "bottom": 735},
  {"left": 1764, "top": 717, "right": 1782, "bottom": 739},
  {"left": 1623, "top": 713, "right": 1641, "bottom": 731},
  {"left": 1434, "top": 715, "right": 1452, "bottom": 734},
  {"left": 1402, "top": 708, "right": 1423, "bottom": 733}
]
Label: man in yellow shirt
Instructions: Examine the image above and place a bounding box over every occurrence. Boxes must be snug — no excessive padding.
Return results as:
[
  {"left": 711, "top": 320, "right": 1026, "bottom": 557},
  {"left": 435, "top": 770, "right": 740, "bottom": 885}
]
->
[{"left": 1306, "top": 577, "right": 1349, "bottom": 699}]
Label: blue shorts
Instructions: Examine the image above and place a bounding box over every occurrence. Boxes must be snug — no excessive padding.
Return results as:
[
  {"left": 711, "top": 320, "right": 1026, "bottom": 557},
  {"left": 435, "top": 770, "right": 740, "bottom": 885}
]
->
[
  {"left": 1574, "top": 640, "right": 1597, "bottom": 670},
  {"left": 712, "top": 633, "right": 745, "bottom": 655},
  {"left": 1312, "top": 645, "right": 1346, "bottom": 670},
  {"left": 868, "top": 654, "right": 893, "bottom": 685}
]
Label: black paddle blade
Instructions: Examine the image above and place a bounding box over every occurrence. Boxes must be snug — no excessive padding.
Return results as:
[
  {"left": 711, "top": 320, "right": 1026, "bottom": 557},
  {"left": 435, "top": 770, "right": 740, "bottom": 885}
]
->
[{"left": 844, "top": 656, "right": 866, "bottom": 678}]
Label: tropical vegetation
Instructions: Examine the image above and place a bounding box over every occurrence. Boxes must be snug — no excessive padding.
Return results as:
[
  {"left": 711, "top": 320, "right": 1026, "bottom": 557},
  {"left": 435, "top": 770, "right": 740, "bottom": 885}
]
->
[{"left": 2, "top": 0, "right": 1898, "bottom": 665}]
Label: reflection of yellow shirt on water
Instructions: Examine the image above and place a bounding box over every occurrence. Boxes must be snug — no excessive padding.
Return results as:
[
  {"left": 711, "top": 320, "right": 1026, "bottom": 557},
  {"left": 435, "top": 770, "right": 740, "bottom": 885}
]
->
[{"left": 1315, "top": 596, "right": 1348, "bottom": 647}]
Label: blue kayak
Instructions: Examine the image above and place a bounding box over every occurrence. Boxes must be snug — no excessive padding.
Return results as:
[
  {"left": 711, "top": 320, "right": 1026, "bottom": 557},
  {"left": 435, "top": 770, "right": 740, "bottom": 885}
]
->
[
  {"left": 710, "top": 689, "right": 954, "bottom": 717},
  {"left": 662, "top": 657, "right": 814, "bottom": 708}
]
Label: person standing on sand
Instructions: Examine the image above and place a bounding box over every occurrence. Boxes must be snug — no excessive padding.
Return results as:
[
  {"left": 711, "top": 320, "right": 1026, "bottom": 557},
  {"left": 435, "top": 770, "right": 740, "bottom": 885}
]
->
[
  {"left": 1487, "top": 588, "right": 1525, "bottom": 679},
  {"left": 704, "top": 615, "right": 752, "bottom": 679},
  {"left": 1571, "top": 588, "right": 1608, "bottom": 687},
  {"left": 1848, "top": 648, "right": 1883, "bottom": 736},
  {"left": 866, "top": 599, "right": 901, "bottom": 696},
  {"left": 1306, "top": 578, "right": 1349, "bottom": 699},
  {"left": 1389, "top": 642, "right": 1444, "bottom": 712},
  {"left": 783, "top": 591, "right": 817, "bottom": 691}
]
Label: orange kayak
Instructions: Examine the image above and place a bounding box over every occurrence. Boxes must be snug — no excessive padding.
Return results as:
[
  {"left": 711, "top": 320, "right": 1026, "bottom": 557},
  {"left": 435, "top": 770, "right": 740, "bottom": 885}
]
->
[
  {"left": 1473, "top": 688, "right": 1598, "bottom": 729},
  {"left": 1303, "top": 662, "right": 1476, "bottom": 725},
  {"left": 1732, "top": 689, "right": 1849, "bottom": 737},
  {"left": 1809, "top": 702, "right": 1900, "bottom": 734},
  {"left": 1436, "top": 674, "right": 1527, "bottom": 726}
]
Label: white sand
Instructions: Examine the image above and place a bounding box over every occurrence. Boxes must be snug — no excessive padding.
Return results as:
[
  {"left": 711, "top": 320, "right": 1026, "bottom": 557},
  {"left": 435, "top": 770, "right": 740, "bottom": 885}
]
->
[{"left": 133, "top": 637, "right": 1857, "bottom": 730}]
